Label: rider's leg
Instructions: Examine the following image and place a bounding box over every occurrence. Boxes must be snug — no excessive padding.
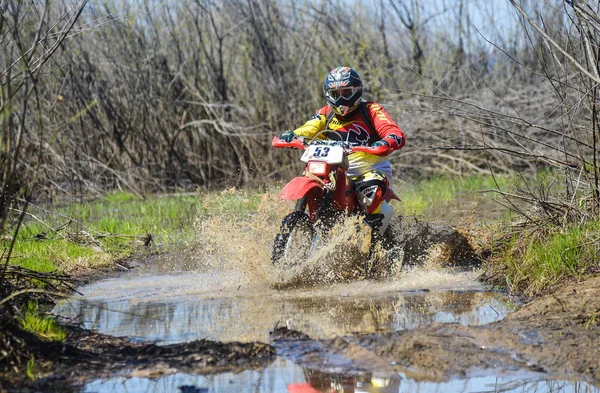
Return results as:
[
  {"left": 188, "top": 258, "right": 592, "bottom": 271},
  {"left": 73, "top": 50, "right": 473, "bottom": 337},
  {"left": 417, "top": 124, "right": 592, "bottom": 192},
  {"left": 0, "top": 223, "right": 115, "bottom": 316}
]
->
[{"left": 353, "top": 171, "right": 393, "bottom": 235}]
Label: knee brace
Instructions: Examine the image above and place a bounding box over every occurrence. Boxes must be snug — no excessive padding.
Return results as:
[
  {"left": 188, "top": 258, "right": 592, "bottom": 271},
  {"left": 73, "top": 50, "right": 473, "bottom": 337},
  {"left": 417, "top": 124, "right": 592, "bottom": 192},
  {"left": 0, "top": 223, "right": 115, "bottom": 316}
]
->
[{"left": 355, "top": 178, "right": 387, "bottom": 214}]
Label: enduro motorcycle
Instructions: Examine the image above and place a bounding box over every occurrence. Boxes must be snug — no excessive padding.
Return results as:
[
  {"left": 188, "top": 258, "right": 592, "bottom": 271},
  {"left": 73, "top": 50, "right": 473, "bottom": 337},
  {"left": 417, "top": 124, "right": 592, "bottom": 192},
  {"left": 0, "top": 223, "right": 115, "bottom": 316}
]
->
[{"left": 271, "top": 132, "right": 401, "bottom": 276}]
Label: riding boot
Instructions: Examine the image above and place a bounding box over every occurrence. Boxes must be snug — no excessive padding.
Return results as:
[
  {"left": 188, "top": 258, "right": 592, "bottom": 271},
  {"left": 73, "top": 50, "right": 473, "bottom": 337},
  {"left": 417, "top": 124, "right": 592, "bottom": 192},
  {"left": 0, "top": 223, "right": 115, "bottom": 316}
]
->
[
  {"left": 364, "top": 213, "right": 385, "bottom": 276},
  {"left": 364, "top": 213, "right": 385, "bottom": 234}
]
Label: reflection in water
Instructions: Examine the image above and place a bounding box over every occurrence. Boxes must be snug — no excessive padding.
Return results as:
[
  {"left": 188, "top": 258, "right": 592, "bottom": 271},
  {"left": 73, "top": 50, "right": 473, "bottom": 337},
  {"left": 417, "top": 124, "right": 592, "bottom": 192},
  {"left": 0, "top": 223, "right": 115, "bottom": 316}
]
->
[
  {"left": 56, "top": 287, "right": 510, "bottom": 343},
  {"left": 292, "top": 368, "right": 401, "bottom": 393},
  {"left": 84, "top": 358, "right": 304, "bottom": 393},
  {"left": 83, "top": 358, "right": 600, "bottom": 393},
  {"left": 398, "top": 377, "right": 600, "bottom": 393}
]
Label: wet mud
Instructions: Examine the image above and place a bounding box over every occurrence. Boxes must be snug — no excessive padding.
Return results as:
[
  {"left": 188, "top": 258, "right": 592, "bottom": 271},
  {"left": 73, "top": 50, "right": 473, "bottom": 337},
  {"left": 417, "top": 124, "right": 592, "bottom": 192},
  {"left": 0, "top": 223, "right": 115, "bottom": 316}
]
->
[
  {"left": 272, "top": 275, "right": 600, "bottom": 384},
  {"left": 394, "top": 219, "right": 481, "bottom": 269},
  {"left": 1, "top": 323, "right": 275, "bottom": 391}
]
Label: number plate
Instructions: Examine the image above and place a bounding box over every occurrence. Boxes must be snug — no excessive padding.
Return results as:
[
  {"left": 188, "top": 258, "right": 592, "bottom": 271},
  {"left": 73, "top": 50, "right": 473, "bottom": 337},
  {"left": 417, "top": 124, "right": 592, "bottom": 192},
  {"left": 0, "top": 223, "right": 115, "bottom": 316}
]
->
[{"left": 301, "top": 145, "right": 344, "bottom": 164}]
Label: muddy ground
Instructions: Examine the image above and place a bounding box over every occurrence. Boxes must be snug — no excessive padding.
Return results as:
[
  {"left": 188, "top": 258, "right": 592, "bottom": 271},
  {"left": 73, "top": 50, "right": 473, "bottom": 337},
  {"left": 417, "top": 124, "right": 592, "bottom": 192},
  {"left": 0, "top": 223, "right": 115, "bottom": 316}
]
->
[
  {"left": 4, "top": 273, "right": 599, "bottom": 392},
  {"left": 272, "top": 274, "right": 600, "bottom": 384},
  {"left": 2, "top": 224, "right": 600, "bottom": 391},
  {"left": 1, "top": 319, "right": 275, "bottom": 391}
]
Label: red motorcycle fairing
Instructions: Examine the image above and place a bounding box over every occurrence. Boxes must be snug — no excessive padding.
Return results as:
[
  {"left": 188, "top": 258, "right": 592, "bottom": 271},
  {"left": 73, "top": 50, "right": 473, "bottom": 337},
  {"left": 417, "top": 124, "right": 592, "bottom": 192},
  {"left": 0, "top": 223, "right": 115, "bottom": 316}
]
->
[
  {"left": 272, "top": 136, "right": 305, "bottom": 150},
  {"left": 280, "top": 176, "right": 324, "bottom": 201}
]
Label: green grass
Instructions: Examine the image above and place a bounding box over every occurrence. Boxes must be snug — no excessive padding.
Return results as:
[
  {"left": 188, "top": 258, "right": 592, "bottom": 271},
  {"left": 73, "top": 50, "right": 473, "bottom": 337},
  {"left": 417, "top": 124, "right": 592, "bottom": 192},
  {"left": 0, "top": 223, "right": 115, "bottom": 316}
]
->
[
  {"left": 57, "top": 192, "right": 201, "bottom": 234},
  {"left": 11, "top": 192, "right": 207, "bottom": 272},
  {"left": 20, "top": 302, "right": 67, "bottom": 342},
  {"left": 398, "top": 174, "right": 518, "bottom": 216},
  {"left": 26, "top": 358, "right": 37, "bottom": 380},
  {"left": 490, "top": 220, "right": 599, "bottom": 296},
  {"left": 9, "top": 239, "right": 107, "bottom": 272},
  {"left": 197, "top": 188, "right": 266, "bottom": 217},
  {"left": 6, "top": 189, "right": 267, "bottom": 274}
]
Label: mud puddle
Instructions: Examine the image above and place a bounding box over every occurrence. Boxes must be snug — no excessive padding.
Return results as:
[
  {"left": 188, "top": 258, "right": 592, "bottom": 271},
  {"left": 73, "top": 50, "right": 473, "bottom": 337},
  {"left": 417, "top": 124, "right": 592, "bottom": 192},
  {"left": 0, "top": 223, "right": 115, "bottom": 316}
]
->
[
  {"left": 54, "top": 252, "right": 595, "bottom": 392},
  {"left": 55, "top": 266, "right": 508, "bottom": 343},
  {"left": 52, "top": 200, "right": 597, "bottom": 392}
]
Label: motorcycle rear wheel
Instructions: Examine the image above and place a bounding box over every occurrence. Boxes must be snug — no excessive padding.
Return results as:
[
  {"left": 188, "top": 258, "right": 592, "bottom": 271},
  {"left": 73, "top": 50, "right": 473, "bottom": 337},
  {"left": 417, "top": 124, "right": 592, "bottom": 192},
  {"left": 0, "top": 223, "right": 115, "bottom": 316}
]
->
[{"left": 272, "top": 211, "right": 317, "bottom": 266}]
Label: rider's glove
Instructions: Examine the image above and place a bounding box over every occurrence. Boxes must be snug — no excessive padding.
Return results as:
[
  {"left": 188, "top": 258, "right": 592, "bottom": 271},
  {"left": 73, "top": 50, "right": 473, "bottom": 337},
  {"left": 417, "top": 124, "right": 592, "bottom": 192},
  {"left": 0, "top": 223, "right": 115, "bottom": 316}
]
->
[
  {"left": 279, "top": 130, "right": 296, "bottom": 143},
  {"left": 372, "top": 140, "right": 390, "bottom": 147}
]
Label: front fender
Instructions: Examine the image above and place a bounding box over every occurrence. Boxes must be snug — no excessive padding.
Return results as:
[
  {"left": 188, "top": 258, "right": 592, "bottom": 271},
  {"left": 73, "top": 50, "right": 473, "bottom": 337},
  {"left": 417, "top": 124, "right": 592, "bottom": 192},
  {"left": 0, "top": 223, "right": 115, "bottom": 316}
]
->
[{"left": 280, "top": 177, "right": 324, "bottom": 201}]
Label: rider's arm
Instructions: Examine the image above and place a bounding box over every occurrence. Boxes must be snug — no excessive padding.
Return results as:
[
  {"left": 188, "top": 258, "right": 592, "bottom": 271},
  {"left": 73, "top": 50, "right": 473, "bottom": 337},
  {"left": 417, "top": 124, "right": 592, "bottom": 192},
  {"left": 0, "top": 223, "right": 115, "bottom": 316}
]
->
[
  {"left": 366, "top": 103, "right": 406, "bottom": 150},
  {"left": 292, "top": 108, "right": 328, "bottom": 139}
]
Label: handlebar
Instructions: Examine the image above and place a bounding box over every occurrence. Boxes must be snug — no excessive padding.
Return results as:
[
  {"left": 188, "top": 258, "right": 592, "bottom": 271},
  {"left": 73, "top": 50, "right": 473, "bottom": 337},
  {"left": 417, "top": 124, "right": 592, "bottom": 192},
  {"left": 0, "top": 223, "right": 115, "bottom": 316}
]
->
[
  {"left": 271, "top": 136, "right": 392, "bottom": 157},
  {"left": 272, "top": 136, "right": 306, "bottom": 150}
]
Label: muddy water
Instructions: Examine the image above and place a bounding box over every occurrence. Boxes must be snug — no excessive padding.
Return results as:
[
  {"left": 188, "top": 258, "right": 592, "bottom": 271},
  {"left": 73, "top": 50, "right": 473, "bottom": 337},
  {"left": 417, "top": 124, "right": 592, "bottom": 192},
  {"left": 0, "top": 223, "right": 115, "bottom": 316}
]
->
[
  {"left": 56, "top": 256, "right": 597, "bottom": 393},
  {"left": 56, "top": 200, "right": 597, "bottom": 392},
  {"left": 58, "top": 262, "right": 506, "bottom": 343}
]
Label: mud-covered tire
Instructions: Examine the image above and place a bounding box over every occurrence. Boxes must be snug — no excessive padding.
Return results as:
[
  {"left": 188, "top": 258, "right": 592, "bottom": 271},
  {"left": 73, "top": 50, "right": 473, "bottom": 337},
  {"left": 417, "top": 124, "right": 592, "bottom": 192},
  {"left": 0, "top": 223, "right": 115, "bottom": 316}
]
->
[{"left": 272, "top": 211, "right": 316, "bottom": 265}]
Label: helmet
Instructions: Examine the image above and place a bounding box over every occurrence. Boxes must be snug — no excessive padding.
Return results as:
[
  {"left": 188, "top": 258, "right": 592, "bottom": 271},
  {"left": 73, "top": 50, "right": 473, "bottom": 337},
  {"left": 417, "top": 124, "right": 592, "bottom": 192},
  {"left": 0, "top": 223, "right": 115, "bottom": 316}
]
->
[{"left": 323, "top": 67, "right": 363, "bottom": 116}]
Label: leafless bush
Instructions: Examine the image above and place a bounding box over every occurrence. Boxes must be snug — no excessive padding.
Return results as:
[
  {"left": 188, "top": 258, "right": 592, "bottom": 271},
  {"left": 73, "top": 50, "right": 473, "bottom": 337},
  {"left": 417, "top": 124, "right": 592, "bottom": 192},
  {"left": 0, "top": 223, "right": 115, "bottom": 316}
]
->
[
  {"left": 1, "top": 2, "right": 89, "bottom": 373},
  {"left": 1, "top": 0, "right": 597, "bottom": 213},
  {"left": 1, "top": 0, "right": 87, "bottom": 262},
  {"left": 378, "top": 0, "right": 600, "bottom": 222},
  {"left": 0, "top": 0, "right": 533, "bottom": 196}
]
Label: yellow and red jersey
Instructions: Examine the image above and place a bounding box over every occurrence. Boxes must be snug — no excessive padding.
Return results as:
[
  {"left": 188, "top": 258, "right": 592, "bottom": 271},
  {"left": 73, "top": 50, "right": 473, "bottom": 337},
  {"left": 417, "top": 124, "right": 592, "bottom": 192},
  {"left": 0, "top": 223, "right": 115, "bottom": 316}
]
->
[{"left": 292, "top": 101, "right": 405, "bottom": 179}]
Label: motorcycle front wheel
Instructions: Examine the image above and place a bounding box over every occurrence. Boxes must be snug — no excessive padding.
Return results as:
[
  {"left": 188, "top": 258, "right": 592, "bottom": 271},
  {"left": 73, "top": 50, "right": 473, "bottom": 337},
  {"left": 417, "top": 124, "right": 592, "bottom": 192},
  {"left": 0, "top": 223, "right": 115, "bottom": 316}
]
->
[{"left": 272, "top": 211, "right": 317, "bottom": 266}]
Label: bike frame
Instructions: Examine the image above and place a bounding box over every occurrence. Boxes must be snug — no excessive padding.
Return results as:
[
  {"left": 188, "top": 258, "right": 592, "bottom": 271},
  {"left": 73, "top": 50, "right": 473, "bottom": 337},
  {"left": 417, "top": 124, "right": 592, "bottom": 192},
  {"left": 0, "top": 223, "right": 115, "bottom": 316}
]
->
[{"left": 274, "top": 138, "right": 360, "bottom": 222}]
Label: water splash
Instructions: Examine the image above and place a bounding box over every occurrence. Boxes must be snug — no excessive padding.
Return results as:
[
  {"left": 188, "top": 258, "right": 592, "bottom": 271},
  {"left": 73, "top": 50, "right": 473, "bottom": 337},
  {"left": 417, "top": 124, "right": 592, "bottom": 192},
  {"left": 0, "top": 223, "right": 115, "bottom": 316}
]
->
[
  {"left": 185, "top": 189, "right": 481, "bottom": 292},
  {"left": 54, "top": 190, "right": 496, "bottom": 345},
  {"left": 193, "top": 193, "right": 388, "bottom": 289}
]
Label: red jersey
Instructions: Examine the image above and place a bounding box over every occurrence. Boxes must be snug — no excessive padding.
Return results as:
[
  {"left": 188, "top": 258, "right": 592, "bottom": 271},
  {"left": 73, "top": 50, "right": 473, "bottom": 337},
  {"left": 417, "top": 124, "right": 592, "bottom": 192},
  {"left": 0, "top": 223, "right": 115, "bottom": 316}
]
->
[{"left": 292, "top": 101, "right": 405, "bottom": 178}]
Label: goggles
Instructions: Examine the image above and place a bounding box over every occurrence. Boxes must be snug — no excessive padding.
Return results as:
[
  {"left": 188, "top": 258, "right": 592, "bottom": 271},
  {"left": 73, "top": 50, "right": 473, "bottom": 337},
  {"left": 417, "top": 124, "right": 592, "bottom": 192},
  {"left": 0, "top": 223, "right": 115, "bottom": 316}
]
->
[{"left": 327, "top": 86, "right": 360, "bottom": 100}]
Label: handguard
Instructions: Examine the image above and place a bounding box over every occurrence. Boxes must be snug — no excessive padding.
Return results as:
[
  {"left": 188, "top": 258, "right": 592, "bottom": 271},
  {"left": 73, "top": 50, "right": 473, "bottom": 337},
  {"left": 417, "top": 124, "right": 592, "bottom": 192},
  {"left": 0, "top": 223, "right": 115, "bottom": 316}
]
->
[{"left": 272, "top": 136, "right": 305, "bottom": 150}]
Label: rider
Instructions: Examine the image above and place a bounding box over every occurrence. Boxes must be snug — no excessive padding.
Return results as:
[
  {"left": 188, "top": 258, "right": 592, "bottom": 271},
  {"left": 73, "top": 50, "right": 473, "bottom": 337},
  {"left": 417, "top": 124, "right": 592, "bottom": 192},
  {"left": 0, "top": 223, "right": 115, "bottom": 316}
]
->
[{"left": 279, "top": 66, "right": 405, "bottom": 235}]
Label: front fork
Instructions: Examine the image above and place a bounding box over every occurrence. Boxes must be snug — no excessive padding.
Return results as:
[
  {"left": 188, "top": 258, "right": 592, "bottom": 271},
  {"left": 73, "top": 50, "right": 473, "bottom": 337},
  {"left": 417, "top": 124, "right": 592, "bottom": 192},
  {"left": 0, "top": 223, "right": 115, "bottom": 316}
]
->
[
  {"left": 294, "top": 196, "right": 308, "bottom": 212},
  {"left": 294, "top": 191, "right": 336, "bottom": 226}
]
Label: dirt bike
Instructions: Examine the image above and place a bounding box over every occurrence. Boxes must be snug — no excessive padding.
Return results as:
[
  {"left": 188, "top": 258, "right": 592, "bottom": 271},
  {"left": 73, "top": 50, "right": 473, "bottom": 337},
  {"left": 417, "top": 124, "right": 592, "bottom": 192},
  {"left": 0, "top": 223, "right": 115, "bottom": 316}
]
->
[{"left": 271, "top": 132, "right": 401, "bottom": 277}]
